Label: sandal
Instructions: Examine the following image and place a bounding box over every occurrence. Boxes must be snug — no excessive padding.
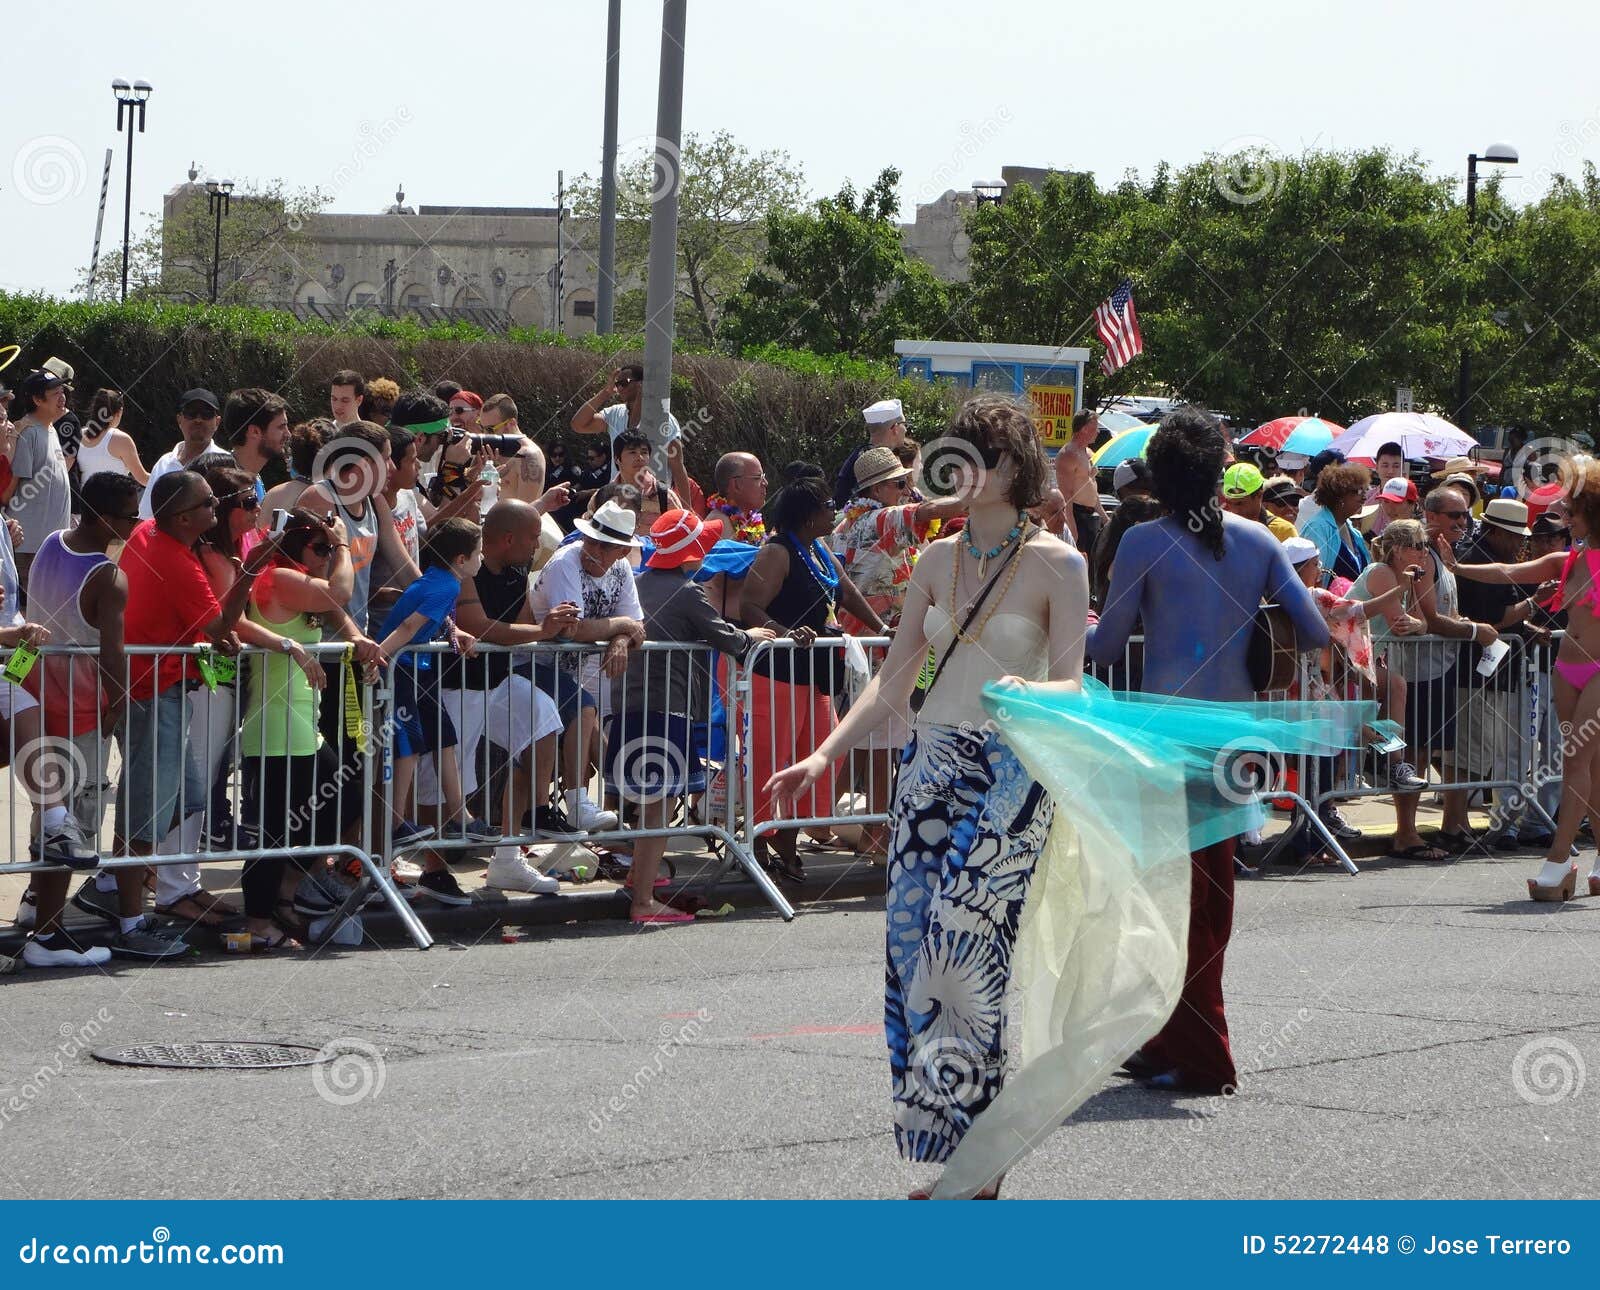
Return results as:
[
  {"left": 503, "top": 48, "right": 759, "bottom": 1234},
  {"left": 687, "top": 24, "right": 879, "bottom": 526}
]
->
[
  {"left": 1386, "top": 843, "right": 1450, "bottom": 862},
  {"left": 1435, "top": 830, "right": 1480, "bottom": 853},
  {"left": 154, "top": 892, "right": 244, "bottom": 928},
  {"left": 250, "top": 926, "right": 302, "bottom": 952}
]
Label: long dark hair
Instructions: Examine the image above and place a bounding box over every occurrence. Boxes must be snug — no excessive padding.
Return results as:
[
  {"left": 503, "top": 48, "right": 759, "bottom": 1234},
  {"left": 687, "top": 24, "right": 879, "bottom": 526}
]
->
[
  {"left": 197, "top": 463, "right": 257, "bottom": 560},
  {"left": 1091, "top": 496, "right": 1164, "bottom": 609},
  {"left": 1147, "top": 408, "right": 1227, "bottom": 561}
]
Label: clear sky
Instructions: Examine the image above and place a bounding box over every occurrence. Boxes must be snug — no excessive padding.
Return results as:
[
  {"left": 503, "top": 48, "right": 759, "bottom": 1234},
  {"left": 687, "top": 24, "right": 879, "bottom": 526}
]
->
[{"left": 3, "top": 0, "right": 1597, "bottom": 299}]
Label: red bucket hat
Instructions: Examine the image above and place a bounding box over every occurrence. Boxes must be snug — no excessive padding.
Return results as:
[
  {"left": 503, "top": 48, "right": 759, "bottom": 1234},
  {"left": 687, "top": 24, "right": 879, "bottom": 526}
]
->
[{"left": 646, "top": 509, "right": 723, "bottom": 569}]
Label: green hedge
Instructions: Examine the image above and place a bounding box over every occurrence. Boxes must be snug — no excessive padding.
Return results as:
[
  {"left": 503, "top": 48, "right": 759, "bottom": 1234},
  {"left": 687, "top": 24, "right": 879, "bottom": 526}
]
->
[{"left": 0, "top": 294, "right": 957, "bottom": 482}]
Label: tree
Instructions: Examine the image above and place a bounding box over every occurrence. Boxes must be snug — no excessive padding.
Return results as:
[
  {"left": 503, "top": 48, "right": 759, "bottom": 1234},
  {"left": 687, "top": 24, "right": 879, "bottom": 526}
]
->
[
  {"left": 568, "top": 130, "right": 806, "bottom": 346},
  {"left": 720, "top": 168, "right": 950, "bottom": 358},
  {"left": 955, "top": 150, "right": 1468, "bottom": 424},
  {"left": 85, "top": 179, "right": 327, "bottom": 305}
]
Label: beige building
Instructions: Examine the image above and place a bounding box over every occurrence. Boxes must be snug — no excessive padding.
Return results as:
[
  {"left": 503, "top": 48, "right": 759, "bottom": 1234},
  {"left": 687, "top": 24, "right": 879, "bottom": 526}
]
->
[{"left": 161, "top": 164, "right": 1067, "bottom": 330}]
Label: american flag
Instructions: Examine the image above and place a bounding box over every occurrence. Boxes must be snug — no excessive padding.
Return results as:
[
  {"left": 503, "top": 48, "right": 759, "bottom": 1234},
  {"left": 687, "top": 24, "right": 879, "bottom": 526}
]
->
[{"left": 1094, "top": 279, "right": 1143, "bottom": 375}]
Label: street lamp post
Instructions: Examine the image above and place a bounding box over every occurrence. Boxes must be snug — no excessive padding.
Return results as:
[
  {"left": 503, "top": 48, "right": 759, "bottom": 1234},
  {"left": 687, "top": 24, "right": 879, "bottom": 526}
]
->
[
  {"left": 597, "top": 0, "right": 621, "bottom": 334},
  {"left": 205, "top": 179, "right": 234, "bottom": 304},
  {"left": 111, "top": 79, "right": 152, "bottom": 303},
  {"left": 1457, "top": 142, "right": 1518, "bottom": 429}
]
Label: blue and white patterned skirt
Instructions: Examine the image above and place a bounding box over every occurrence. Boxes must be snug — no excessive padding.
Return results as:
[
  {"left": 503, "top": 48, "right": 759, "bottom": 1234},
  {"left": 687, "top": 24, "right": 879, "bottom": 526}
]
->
[{"left": 885, "top": 721, "right": 1054, "bottom": 1163}]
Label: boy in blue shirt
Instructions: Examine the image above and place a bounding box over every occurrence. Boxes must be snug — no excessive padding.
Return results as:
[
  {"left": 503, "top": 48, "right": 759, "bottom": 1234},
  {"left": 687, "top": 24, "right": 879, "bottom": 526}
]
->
[{"left": 376, "top": 517, "right": 484, "bottom": 905}]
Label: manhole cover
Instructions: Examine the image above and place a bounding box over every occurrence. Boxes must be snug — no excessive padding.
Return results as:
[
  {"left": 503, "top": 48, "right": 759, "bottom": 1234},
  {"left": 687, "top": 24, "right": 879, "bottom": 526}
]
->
[{"left": 91, "top": 1041, "right": 328, "bottom": 1070}]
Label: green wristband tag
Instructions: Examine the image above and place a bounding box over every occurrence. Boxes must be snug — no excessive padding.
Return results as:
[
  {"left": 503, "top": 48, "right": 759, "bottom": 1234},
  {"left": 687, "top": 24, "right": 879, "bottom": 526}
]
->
[{"left": 3, "top": 642, "right": 39, "bottom": 683}]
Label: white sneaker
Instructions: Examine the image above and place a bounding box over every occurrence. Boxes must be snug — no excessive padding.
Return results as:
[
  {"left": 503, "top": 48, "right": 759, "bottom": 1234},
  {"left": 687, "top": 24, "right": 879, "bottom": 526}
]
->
[
  {"left": 14, "top": 887, "right": 36, "bottom": 929},
  {"left": 564, "top": 789, "right": 618, "bottom": 832},
  {"left": 486, "top": 850, "right": 561, "bottom": 895},
  {"left": 23, "top": 932, "right": 112, "bottom": 969}
]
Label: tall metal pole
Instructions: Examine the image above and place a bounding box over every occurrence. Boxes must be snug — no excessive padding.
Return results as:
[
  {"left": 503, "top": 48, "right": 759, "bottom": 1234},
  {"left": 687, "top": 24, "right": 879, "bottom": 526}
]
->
[
  {"left": 639, "top": 0, "right": 687, "bottom": 482},
  {"left": 120, "top": 120, "right": 135, "bottom": 302},
  {"left": 1456, "top": 154, "right": 1480, "bottom": 430},
  {"left": 210, "top": 198, "right": 223, "bottom": 303},
  {"left": 596, "top": 0, "right": 621, "bottom": 334}
]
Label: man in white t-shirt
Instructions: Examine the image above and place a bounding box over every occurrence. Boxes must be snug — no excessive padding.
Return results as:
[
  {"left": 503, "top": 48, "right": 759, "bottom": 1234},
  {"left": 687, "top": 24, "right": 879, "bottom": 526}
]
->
[
  {"left": 528, "top": 499, "right": 645, "bottom": 830},
  {"left": 570, "top": 364, "right": 682, "bottom": 481},
  {"left": 138, "top": 389, "right": 232, "bottom": 519}
]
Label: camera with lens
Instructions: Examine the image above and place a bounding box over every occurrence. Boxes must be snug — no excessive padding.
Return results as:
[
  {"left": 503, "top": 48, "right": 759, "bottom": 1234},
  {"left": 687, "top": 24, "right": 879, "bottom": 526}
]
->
[{"left": 469, "top": 433, "right": 526, "bottom": 456}]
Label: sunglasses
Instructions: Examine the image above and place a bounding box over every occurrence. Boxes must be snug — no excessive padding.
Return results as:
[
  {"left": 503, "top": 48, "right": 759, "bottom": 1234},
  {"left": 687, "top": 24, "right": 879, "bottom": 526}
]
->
[
  {"left": 448, "top": 405, "right": 472, "bottom": 415},
  {"left": 1438, "top": 509, "right": 1470, "bottom": 520},
  {"left": 179, "top": 496, "right": 219, "bottom": 514},
  {"left": 221, "top": 492, "right": 260, "bottom": 510},
  {"left": 182, "top": 407, "right": 218, "bottom": 420},
  {"left": 953, "top": 434, "right": 1004, "bottom": 470}
]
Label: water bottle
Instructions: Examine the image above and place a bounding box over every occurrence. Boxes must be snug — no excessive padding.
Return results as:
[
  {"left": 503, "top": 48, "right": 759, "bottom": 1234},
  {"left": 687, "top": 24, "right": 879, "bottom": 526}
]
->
[{"left": 478, "top": 460, "right": 500, "bottom": 516}]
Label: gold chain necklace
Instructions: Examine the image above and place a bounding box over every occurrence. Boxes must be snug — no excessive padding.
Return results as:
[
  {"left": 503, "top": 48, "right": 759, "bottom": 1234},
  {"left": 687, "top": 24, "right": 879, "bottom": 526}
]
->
[{"left": 948, "top": 523, "right": 1031, "bottom": 645}]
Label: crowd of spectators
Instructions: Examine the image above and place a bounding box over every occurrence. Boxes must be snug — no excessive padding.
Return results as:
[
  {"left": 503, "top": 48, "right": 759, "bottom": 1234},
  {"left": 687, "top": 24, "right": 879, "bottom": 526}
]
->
[{"left": 0, "top": 354, "right": 1580, "bottom": 968}]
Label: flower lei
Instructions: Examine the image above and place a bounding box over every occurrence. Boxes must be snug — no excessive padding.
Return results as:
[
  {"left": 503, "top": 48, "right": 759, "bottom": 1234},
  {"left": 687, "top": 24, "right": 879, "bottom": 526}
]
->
[{"left": 706, "top": 494, "right": 766, "bottom": 545}]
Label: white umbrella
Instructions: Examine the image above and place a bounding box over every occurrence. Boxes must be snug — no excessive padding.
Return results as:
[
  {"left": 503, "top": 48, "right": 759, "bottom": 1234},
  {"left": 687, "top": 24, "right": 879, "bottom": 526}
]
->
[{"left": 1328, "top": 412, "right": 1477, "bottom": 462}]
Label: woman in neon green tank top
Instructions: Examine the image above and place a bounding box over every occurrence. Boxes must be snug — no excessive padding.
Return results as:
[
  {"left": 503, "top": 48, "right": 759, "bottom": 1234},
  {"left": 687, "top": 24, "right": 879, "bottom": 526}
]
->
[{"left": 239, "top": 508, "right": 362, "bottom": 948}]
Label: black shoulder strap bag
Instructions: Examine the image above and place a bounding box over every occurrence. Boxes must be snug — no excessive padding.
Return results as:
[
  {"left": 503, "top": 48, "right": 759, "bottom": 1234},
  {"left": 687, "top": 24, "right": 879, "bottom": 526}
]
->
[{"left": 909, "top": 535, "right": 1028, "bottom": 715}]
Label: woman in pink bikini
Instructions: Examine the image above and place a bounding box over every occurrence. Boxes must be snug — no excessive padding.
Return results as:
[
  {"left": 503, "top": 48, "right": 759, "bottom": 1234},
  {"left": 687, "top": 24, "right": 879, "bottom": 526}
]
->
[{"left": 1440, "top": 459, "right": 1592, "bottom": 901}]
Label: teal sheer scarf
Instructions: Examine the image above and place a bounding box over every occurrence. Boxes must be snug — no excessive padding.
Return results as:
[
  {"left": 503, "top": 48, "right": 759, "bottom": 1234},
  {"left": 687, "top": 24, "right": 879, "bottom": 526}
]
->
[{"left": 931, "top": 677, "right": 1386, "bottom": 1198}]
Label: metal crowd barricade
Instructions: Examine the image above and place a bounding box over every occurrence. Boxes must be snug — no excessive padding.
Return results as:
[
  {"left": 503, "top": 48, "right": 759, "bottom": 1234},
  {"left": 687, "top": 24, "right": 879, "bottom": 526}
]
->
[
  {"left": 734, "top": 634, "right": 896, "bottom": 867},
  {"left": 2, "top": 643, "right": 431, "bottom": 950},
  {"left": 1295, "top": 630, "right": 1557, "bottom": 850},
  {"left": 387, "top": 639, "right": 794, "bottom": 920}
]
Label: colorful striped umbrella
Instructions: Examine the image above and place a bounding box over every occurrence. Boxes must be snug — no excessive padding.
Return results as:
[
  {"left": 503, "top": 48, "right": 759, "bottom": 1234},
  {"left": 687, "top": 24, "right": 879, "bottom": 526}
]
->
[
  {"left": 1238, "top": 416, "right": 1344, "bottom": 457},
  {"left": 1091, "top": 426, "right": 1157, "bottom": 466}
]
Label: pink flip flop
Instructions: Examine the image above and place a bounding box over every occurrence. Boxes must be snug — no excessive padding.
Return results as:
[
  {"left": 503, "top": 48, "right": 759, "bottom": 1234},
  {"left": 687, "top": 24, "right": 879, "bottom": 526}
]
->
[{"left": 630, "top": 909, "right": 694, "bottom": 925}]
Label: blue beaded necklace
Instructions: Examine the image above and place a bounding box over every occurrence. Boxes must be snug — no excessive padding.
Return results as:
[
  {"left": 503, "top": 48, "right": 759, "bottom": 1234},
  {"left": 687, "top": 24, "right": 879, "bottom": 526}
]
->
[
  {"left": 792, "top": 535, "right": 840, "bottom": 604},
  {"left": 963, "top": 512, "right": 1026, "bottom": 579}
]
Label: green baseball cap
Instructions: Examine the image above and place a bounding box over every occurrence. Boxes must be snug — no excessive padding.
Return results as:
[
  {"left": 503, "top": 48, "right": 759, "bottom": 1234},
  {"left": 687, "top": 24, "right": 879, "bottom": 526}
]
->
[{"left": 1222, "top": 462, "right": 1265, "bottom": 499}]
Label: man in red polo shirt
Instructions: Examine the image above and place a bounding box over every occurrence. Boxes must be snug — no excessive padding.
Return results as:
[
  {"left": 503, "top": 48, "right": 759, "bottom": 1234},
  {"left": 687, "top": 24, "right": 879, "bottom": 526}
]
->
[{"left": 109, "top": 469, "right": 278, "bottom": 960}]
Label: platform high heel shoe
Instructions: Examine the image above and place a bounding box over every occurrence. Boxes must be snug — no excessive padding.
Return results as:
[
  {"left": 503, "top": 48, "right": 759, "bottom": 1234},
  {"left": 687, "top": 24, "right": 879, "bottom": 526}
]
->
[{"left": 1529, "top": 865, "right": 1578, "bottom": 903}]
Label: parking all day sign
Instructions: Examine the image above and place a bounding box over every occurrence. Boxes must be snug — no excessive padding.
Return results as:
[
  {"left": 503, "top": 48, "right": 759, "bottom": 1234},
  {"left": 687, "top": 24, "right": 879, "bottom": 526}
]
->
[{"left": 1029, "top": 384, "right": 1076, "bottom": 449}]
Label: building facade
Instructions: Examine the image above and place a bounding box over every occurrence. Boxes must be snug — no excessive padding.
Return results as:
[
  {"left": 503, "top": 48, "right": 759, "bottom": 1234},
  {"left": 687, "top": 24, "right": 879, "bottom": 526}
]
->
[{"left": 161, "top": 164, "right": 1065, "bottom": 330}]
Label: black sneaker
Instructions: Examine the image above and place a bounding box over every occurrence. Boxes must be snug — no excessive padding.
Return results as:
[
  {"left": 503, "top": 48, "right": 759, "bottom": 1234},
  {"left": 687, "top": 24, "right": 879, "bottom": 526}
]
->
[
  {"left": 532, "top": 803, "right": 584, "bottom": 841},
  {"left": 110, "top": 918, "right": 190, "bottom": 961},
  {"left": 417, "top": 868, "right": 472, "bottom": 906},
  {"left": 71, "top": 879, "right": 121, "bottom": 923}
]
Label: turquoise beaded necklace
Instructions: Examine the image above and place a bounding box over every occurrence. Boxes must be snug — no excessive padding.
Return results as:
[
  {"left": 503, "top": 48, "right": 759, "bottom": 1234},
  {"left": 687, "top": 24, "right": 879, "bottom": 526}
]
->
[{"left": 962, "top": 511, "right": 1026, "bottom": 579}]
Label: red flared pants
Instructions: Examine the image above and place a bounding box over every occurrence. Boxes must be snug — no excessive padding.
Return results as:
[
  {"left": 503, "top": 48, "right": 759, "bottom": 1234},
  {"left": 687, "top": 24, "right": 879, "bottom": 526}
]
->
[{"left": 1143, "top": 838, "right": 1239, "bottom": 1087}]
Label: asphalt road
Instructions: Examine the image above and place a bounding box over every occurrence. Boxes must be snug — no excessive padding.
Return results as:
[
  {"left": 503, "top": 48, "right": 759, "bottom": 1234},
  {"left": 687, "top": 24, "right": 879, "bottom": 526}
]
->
[{"left": 2, "top": 844, "right": 1598, "bottom": 1200}]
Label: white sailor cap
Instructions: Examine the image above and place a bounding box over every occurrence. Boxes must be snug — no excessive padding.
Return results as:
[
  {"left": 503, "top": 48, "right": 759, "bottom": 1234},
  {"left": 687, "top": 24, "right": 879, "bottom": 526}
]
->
[{"left": 862, "top": 398, "right": 904, "bottom": 425}]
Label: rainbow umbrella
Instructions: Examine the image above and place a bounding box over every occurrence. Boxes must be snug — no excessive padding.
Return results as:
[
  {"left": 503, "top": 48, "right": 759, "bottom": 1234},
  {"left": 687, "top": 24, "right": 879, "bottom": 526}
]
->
[
  {"left": 1091, "top": 425, "right": 1157, "bottom": 466},
  {"left": 1238, "top": 415, "right": 1343, "bottom": 457}
]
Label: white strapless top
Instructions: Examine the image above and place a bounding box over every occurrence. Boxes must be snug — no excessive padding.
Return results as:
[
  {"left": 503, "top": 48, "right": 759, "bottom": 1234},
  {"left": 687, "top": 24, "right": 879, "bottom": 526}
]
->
[{"left": 918, "top": 604, "right": 1049, "bottom": 729}]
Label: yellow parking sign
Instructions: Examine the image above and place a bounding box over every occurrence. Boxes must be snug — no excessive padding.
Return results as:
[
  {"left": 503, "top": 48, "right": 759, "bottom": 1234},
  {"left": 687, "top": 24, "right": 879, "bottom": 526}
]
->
[{"left": 1028, "top": 384, "right": 1076, "bottom": 449}]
